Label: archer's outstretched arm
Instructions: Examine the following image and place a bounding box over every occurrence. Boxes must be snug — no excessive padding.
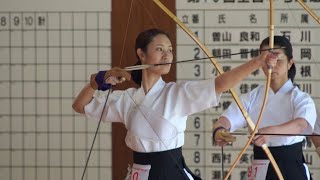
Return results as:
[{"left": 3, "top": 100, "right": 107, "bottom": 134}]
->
[{"left": 215, "top": 51, "right": 277, "bottom": 94}]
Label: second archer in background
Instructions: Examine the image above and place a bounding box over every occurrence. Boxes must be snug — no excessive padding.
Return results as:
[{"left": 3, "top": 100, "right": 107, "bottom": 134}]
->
[{"left": 213, "top": 36, "right": 317, "bottom": 180}]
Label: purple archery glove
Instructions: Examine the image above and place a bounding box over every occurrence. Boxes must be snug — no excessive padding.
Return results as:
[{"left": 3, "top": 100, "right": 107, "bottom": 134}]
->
[{"left": 93, "top": 71, "right": 111, "bottom": 91}]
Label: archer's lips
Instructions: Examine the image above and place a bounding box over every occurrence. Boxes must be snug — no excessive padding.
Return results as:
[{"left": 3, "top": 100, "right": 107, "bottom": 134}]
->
[{"left": 161, "top": 61, "right": 172, "bottom": 65}]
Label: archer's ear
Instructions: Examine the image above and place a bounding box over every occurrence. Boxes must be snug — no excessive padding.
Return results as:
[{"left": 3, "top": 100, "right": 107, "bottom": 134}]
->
[
  {"left": 137, "top": 48, "right": 145, "bottom": 62},
  {"left": 288, "top": 59, "right": 294, "bottom": 70}
]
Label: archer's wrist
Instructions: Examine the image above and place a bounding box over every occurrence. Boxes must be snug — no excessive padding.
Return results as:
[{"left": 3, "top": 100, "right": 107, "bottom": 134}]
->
[
  {"left": 212, "top": 126, "right": 226, "bottom": 141},
  {"left": 251, "top": 56, "right": 265, "bottom": 68},
  {"left": 90, "top": 74, "right": 98, "bottom": 90}
]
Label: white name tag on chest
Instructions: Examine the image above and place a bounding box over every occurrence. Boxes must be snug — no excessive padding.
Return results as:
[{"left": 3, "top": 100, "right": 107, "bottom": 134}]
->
[
  {"left": 131, "top": 164, "right": 151, "bottom": 180},
  {"left": 248, "top": 159, "right": 270, "bottom": 180}
]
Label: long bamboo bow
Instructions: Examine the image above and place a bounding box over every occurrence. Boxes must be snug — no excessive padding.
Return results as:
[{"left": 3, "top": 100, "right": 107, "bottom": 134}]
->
[
  {"left": 153, "top": 0, "right": 284, "bottom": 179},
  {"left": 224, "top": 0, "right": 278, "bottom": 179}
]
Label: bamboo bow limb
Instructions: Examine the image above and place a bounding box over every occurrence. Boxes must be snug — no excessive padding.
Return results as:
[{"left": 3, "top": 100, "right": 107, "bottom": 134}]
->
[
  {"left": 258, "top": 1, "right": 283, "bottom": 179},
  {"left": 154, "top": 0, "right": 254, "bottom": 127},
  {"left": 153, "top": 0, "right": 283, "bottom": 179},
  {"left": 223, "top": 0, "right": 283, "bottom": 179},
  {"left": 225, "top": 0, "right": 284, "bottom": 179},
  {"left": 297, "top": 0, "right": 320, "bottom": 24},
  {"left": 224, "top": 70, "right": 272, "bottom": 180},
  {"left": 224, "top": 1, "right": 284, "bottom": 179}
]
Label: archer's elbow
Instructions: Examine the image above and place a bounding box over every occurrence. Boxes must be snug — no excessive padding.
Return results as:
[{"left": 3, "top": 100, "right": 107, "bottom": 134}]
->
[
  {"left": 215, "top": 77, "right": 227, "bottom": 94},
  {"left": 72, "top": 101, "right": 85, "bottom": 114},
  {"left": 296, "top": 118, "right": 309, "bottom": 133}
]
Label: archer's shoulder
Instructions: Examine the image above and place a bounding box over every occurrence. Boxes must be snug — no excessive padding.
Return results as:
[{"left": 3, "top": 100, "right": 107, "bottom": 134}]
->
[{"left": 291, "top": 86, "right": 314, "bottom": 102}]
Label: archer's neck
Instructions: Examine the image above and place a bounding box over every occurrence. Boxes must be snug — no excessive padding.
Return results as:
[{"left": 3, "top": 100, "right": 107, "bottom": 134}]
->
[
  {"left": 270, "top": 78, "right": 288, "bottom": 93},
  {"left": 141, "top": 72, "right": 161, "bottom": 94}
]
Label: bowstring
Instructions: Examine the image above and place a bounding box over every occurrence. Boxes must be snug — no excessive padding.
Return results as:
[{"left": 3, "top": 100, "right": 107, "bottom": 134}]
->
[
  {"left": 123, "top": 89, "right": 189, "bottom": 180},
  {"left": 81, "top": 0, "right": 134, "bottom": 179},
  {"left": 120, "top": 1, "right": 188, "bottom": 179},
  {"left": 119, "top": 0, "right": 135, "bottom": 67},
  {"left": 80, "top": 88, "right": 112, "bottom": 180}
]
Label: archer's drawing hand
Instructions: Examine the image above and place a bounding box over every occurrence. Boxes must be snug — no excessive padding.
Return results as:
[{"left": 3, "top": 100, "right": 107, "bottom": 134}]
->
[
  {"left": 90, "top": 67, "right": 131, "bottom": 91},
  {"left": 105, "top": 67, "right": 131, "bottom": 85},
  {"left": 213, "top": 123, "right": 236, "bottom": 146},
  {"left": 261, "top": 50, "right": 278, "bottom": 69}
]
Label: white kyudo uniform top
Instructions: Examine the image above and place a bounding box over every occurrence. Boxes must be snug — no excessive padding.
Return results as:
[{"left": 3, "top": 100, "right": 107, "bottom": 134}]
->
[
  {"left": 85, "top": 77, "right": 221, "bottom": 152},
  {"left": 222, "top": 80, "right": 316, "bottom": 147}
]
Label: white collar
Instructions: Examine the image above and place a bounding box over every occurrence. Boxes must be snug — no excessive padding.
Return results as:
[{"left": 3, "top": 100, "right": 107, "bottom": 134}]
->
[
  {"left": 134, "top": 77, "right": 166, "bottom": 105},
  {"left": 277, "top": 80, "right": 295, "bottom": 94}
]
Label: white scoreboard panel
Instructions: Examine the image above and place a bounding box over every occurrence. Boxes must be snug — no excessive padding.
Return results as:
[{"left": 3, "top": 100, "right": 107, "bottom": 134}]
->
[
  {"left": 0, "top": 0, "right": 112, "bottom": 180},
  {"left": 177, "top": 0, "right": 320, "bottom": 179}
]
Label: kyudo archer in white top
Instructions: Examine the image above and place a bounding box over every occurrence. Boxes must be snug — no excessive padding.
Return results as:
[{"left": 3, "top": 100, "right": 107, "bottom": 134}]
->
[
  {"left": 72, "top": 28, "right": 278, "bottom": 180},
  {"left": 213, "top": 36, "right": 317, "bottom": 180}
]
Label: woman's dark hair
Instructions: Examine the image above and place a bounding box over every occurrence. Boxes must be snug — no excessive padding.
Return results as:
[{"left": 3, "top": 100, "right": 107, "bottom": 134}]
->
[
  {"left": 260, "top": 36, "right": 296, "bottom": 82},
  {"left": 131, "top": 28, "right": 170, "bottom": 85}
]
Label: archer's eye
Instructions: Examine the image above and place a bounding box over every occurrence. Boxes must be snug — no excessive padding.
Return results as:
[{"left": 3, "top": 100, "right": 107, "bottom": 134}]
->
[
  {"left": 156, "top": 47, "right": 163, "bottom": 52},
  {"left": 276, "top": 59, "right": 286, "bottom": 63}
]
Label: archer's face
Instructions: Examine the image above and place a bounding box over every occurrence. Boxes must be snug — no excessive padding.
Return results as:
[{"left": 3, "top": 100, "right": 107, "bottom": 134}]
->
[
  {"left": 140, "top": 34, "right": 173, "bottom": 75},
  {"left": 261, "top": 45, "right": 293, "bottom": 82}
]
